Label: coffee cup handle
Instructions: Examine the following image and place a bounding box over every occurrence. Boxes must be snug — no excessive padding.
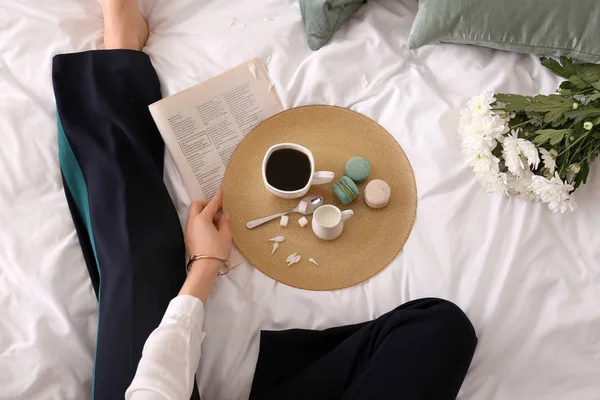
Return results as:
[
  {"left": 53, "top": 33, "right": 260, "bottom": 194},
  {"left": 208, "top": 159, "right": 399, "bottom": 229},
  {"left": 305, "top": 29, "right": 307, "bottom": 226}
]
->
[
  {"left": 312, "top": 171, "right": 335, "bottom": 185},
  {"left": 341, "top": 210, "right": 354, "bottom": 221}
]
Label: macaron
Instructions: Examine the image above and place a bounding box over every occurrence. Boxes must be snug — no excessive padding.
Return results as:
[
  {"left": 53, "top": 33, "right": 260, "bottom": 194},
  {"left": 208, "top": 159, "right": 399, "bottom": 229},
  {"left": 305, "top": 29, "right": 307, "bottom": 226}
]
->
[
  {"left": 364, "top": 179, "right": 391, "bottom": 209},
  {"left": 333, "top": 176, "right": 359, "bottom": 205},
  {"left": 344, "top": 156, "right": 371, "bottom": 183}
]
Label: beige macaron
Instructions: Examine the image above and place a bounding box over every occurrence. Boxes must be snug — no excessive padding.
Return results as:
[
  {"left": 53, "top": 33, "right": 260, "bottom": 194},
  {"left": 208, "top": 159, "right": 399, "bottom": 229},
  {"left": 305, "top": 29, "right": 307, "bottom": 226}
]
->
[{"left": 364, "top": 179, "right": 391, "bottom": 209}]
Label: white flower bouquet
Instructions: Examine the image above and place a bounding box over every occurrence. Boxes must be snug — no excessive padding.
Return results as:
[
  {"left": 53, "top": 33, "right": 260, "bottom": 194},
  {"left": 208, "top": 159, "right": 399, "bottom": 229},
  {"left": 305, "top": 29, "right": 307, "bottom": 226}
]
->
[{"left": 459, "top": 57, "right": 600, "bottom": 212}]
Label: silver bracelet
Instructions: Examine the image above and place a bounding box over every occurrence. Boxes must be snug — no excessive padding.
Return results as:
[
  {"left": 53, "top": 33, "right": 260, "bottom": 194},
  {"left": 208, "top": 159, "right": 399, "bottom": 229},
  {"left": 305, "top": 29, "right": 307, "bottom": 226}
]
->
[{"left": 186, "top": 255, "right": 232, "bottom": 276}]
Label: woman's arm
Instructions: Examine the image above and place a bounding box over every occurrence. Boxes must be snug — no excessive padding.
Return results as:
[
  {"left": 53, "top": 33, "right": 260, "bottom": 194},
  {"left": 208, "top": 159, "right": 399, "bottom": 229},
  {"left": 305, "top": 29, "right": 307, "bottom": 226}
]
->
[{"left": 126, "top": 190, "right": 231, "bottom": 400}]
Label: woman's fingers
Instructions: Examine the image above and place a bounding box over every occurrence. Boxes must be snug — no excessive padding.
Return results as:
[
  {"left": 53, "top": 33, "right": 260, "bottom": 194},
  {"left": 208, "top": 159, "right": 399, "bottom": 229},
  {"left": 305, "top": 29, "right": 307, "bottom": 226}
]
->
[
  {"left": 189, "top": 201, "right": 203, "bottom": 216},
  {"left": 189, "top": 200, "right": 210, "bottom": 216},
  {"left": 217, "top": 213, "right": 231, "bottom": 237},
  {"left": 202, "top": 189, "right": 223, "bottom": 219}
]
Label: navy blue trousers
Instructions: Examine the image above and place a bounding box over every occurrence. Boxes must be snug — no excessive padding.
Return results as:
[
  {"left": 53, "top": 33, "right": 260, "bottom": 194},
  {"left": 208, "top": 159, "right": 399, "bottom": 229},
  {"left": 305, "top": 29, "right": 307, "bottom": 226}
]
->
[
  {"left": 53, "top": 50, "right": 476, "bottom": 400},
  {"left": 250, "top": 298, "right": 477, "bottom": 400},
  {"left": 53, "top": 50, "right": 200, "bottom": 400}
]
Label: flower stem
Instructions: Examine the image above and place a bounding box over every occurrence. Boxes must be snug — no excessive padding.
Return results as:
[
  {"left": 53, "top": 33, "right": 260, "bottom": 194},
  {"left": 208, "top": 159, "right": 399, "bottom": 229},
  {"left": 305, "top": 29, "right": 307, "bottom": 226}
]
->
[
  {"left": 556, "top": 131, "right": 590, "bottom": 158},
  {"left": 576, "top": 88, "right": 595, "bottom": 95},
  {"left": 569, "top": 133, "right": 592, "bottom": 161},
  {"left": 588, "top": 144, "right": 600, "bottom": 163},
  {"left": 509, "top": 119, "right": 534, "bottom": 129}
]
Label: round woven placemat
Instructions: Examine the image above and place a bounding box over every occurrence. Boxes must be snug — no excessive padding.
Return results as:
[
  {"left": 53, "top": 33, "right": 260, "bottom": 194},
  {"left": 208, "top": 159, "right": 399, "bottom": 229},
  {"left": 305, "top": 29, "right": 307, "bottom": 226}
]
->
[{"left": 223, "top": 105, "right": 417, "bottom": 291}]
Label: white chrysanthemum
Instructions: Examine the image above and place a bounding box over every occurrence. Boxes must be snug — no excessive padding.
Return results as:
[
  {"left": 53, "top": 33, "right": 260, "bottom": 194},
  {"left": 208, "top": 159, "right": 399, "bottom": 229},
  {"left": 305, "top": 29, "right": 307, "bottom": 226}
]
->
[
  {"left": 539, "top": 148, "right": 557, "bottom": 175},
  {"left": 477, "top": 171, "right": 509, "bottom": 196},
  {"left": 465, "top": 112, "right": 509, "bottom": 139},
  {"left": 466, "top": 92, "right": 496, "bottom": 116},
  {"left": 461, "top": 134, "right": 495, "bottom": 161},
  {"left": 459, "top": 112, "right": 509, "bottom": 161},
  {"left": 458, "top": 92, "right": 580, "bottom": 211},
  {"left": 530, "top": 173, "right": 576, "bottom": 213},
  {"left": 501, "top": 130, "right": 540, "bottom": 177},
  {"left": 469, "top": 154, "right": 500, "bottom": 174},
  {"left": 502, "top": 133, "right": 523, "bottom": 176},
  {"left": 518, "top": 139, "right": 540, "bottom": 169},
  {"left": 507, "top": 171, "right": 538, "bottom": 202}
]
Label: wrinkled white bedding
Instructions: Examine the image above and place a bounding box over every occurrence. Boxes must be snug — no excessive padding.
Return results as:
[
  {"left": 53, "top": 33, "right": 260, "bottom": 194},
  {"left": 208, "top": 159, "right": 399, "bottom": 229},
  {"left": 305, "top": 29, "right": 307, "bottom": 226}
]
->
[{"left": 1, "top": 0, "right": 599, "bottom": 399}]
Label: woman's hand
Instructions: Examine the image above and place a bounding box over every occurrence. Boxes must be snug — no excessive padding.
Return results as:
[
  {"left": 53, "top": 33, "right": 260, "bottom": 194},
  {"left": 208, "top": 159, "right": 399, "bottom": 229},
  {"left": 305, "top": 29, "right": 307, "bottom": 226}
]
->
[
  {"left": 180, "top": 190, "right": 231, "bottom": 303},
  {"left": 185, "top": 189, "right": 232, "bottom": 260}
]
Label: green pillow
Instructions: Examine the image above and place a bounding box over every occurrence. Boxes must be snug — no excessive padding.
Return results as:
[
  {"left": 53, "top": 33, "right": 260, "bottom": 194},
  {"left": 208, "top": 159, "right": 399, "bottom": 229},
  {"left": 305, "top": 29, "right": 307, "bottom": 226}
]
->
[
  {"left": 407, "top": 0, "right": 600, "bottom": 63},
  {"left": 300, "top": 0, "right": 366, "bottom": 51}
]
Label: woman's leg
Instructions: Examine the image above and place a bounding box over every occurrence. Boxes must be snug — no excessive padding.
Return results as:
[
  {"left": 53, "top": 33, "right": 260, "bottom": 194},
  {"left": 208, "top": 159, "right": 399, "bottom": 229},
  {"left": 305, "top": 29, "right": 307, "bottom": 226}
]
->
[
  {"left": 250, "top": 298, "right": 477, "bottom": 400},
  {"left": 53, "top": 1, "right": 199, "bottom": 399}
]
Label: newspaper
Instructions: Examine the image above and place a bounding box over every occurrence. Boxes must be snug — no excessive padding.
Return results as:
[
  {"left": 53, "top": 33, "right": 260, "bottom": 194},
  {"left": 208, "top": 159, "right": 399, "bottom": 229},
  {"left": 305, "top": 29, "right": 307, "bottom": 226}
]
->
[{"left": 149, "top": 58, "right": 284, "bottom": 266}]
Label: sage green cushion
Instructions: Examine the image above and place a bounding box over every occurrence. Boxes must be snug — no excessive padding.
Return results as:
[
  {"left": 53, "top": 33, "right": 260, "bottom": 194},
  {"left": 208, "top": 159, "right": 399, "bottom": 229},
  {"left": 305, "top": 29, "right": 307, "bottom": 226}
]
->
[
  {"left": 407, "top": 0, "right": 600, "bottom": 63},
  {"left": 300, "top": 0, "right": 366, "bottom": 51}
]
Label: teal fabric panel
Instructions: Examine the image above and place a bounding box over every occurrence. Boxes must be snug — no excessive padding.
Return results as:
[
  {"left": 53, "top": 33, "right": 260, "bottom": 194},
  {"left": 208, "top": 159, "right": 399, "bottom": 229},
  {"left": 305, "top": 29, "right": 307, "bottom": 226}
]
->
[
  {"left": 300, "top": 0, "right": 366, "bottom": 50},
  {"left": 57, "top": 113, "right": 102, "bottom": 399},
  {"left": 407, "top": 0, "right": 600, "bottom": 63}
]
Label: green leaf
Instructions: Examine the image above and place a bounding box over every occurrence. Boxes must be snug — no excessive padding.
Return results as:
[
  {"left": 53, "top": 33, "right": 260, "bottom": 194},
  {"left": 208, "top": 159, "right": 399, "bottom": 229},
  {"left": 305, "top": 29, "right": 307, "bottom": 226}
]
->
[
  {"left": 584, "top": 93, "right": 600, "bottom": 105},
  {"left": 542, "top": 56, "right": 580, "bottom": 79},
  {"left": 559, "top": 89, "right": 575, "bottom": 96},
  {"left": 565, "top": 107, "right": 600, "bottom": 123},
  {"left": 593, "top": 81, "right": 600, "bottom": 91},
  {"left": 541, "top": 57, "right": 571, "bottom": 79},
  {"left": 497, "top": 93, "right": 573, "bottom": 126},
  {"left": 532, "top": 129, "right": 572, "bottom": 145},
  {"left": 578, "top": 64, "right": 600, "bottom": 84},
  {"left": 568, "top": 75, "right": 589, "bottom": 89},
  {"left": 559, "top": 80, "right": 578, "bottom": 93},
  {"left": 560, "top": 56, "right": 579, "bottom": 78},
  {"left": 531, "top": 95, "right": 574, "bottom": 125},
  {"left": 494, "top": 93, "right": 532, "bottom": 112},
  {"left": 592, "top": 116, "right": 600, "bottom": 125},
  {"left": 526, "top": 95, "right": 573, "bottom": 111}
]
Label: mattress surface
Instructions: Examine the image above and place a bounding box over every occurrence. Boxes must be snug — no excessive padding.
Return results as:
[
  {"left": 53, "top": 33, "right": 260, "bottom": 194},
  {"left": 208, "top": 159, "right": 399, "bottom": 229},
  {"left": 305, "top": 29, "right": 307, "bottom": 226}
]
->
[{"left": 1, "top": 1, "right": 599, "bottom": 399}]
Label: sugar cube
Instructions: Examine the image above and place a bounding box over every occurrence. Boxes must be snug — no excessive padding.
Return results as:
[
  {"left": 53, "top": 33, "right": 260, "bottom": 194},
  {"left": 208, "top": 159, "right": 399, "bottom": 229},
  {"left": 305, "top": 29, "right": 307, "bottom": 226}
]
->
[{"left": 280, "top": 215, "right": 289, "bottom": 227}]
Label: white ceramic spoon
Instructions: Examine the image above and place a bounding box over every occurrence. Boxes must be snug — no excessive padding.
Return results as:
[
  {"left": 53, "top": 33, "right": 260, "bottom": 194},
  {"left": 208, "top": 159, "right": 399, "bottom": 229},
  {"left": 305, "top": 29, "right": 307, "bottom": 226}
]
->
[{"left": 246, "top": 195, "right": 324, "bottom": 229}]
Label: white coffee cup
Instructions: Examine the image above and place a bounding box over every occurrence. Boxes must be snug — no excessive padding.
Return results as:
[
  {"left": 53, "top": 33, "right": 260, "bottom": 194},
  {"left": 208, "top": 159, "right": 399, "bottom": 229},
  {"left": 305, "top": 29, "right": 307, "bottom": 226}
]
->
[
  {"left": 262, "top": 143, "right": 334, "bottom": 199},
  {"left": 311, "top": 205, "right": 354, "bottom": 241}
]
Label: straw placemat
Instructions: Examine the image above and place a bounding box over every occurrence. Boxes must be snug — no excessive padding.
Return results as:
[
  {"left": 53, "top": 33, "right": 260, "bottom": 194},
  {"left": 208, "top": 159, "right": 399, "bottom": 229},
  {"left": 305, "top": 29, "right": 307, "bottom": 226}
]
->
[{"left": 223, "top": 105, "right": 417, "bottom": 291}]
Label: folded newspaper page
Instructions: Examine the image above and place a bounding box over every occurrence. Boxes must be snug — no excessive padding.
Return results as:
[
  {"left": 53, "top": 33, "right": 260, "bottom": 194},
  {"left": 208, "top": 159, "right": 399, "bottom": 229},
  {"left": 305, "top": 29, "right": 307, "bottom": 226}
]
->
[{"left": 150, "top": 58, "right": 283, "bottom": 266}]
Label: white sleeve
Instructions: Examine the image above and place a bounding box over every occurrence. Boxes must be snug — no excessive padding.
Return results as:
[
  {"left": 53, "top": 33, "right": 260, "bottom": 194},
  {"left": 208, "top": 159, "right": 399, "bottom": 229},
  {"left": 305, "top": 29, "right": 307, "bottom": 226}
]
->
[{"left": 125, "top": 295, "right": 206, "bottom": 400}]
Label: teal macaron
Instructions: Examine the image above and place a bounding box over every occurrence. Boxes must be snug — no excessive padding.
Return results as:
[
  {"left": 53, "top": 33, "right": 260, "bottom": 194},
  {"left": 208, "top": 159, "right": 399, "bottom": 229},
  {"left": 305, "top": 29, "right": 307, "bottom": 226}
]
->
[
  {"left": 333, "top": 176, "right": 359, "bottom": 205},
  {"left": 344, "top": 156, "right": 371, "bottom": 183}
]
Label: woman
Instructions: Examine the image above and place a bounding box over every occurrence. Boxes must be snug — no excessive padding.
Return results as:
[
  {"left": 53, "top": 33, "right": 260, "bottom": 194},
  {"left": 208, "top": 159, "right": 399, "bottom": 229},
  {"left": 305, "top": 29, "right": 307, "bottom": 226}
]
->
[{"left": 54, "top": 1, "right": 477, "bottom": 399}]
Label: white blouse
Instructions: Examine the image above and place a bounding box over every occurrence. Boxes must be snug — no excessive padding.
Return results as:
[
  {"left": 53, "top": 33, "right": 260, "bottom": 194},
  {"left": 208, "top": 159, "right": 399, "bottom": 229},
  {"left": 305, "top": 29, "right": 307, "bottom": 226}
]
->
[{"left": 125, "top": 295, "right": 206, "bottom": 400}]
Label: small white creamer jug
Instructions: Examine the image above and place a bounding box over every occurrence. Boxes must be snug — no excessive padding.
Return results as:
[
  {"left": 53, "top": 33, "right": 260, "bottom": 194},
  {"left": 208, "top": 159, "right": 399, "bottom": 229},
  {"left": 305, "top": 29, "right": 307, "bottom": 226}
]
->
[{"left": 311, "top": 205, "right": 353, "bottom": 241}]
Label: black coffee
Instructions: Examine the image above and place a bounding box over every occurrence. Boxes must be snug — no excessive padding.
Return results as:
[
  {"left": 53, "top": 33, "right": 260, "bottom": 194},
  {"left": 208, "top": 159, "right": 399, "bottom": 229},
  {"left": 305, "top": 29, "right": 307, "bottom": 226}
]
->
[{"left": 265, "top": 149, "right": 311, "bottom": 191}]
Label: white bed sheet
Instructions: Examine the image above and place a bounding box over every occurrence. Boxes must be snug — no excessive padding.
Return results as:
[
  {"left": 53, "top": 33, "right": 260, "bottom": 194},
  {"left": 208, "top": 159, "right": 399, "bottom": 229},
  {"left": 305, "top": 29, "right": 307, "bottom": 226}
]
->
[{"left": 1, "top": 0, "right": 599, "bottom": 399}]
